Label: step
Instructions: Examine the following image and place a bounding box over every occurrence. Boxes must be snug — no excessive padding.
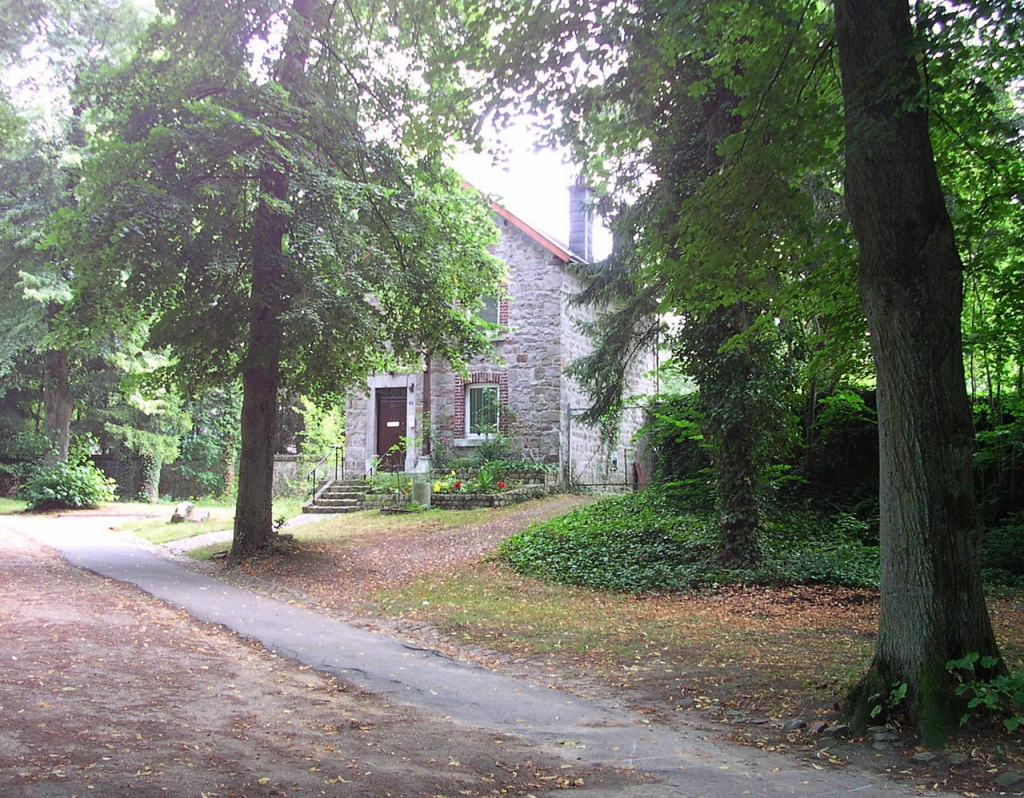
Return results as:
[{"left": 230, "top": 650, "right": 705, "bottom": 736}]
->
[
  {"left": 302, "top": 480, "right": 373, "bottom": 514},
  {"left": 302, "top": 504, "right": 363, "bottom": 514},
  {"left": 306, "top": 497, "right": 362, "bottom": 507}
]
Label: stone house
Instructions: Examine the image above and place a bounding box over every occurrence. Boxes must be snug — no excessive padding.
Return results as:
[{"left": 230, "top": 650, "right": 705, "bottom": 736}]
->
[{"left": 342, "top": 182, "right": 656, "bottom": 489}]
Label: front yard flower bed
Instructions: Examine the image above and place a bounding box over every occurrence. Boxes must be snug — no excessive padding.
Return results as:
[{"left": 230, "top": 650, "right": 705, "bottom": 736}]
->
[
  {"left": 358, "top": 466, "right": 557, "bottom": 513},
  {"left": 427, "top": 466, "right": 555, "bottom": 510},
  {"left": 431, "top": 469, "right": 511, "bottom": 495}
]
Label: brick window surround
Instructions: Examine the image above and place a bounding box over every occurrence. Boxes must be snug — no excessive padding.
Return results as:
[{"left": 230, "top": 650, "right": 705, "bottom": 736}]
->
[
  {"left": 471, "top": 292, "right": 509, "bottom": 330},
  {"left": 454, "top": 371, "right": 509, "bottom": 439}
]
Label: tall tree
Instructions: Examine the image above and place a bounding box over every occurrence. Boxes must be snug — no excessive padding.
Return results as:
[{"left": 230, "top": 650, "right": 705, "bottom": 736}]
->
[
  {"left": 834, "top": 0, "right": 1002, "bottom": 744},
  {"left": 509, "top": 1, "right": 834, "bottom": 563},
  {"left": 0, "top": 133, "right": 75, "bottom": 464},
  {"left": 469, "top": 0, "right": 1020, "bottom": 742},
  {"left": 233, "top": 0, "right": 318, "bottom": 561},
  {"left": 927, "top": 6, "right": 1024, "bottom": 523},
  {"left": 67, "top": 0, "right": 504, "bottom": 563},
  {"left": 0, "top": 0, "right": 147, "bottom": 463}
]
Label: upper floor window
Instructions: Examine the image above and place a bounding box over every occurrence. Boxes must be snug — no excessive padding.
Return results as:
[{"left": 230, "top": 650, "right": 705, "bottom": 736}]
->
[{"left": 477, "top": 295, "right": 500, "bottom": 326}]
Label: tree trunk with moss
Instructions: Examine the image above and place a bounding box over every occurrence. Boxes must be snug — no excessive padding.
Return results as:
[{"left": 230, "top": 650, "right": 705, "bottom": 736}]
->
[
  {"left": 835, "top": 0, "right": 1002, "bottom": 746},
  {"left": 138, "top": 454, "right": 160, "bottom": 503},
  {"left": 697, "top": 304, "right": 763, "bottom": 569}
]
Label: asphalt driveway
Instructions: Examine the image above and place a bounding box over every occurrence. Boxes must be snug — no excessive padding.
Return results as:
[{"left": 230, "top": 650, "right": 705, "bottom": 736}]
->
[{"left": 4, "top": 512, "right": 949, "bottom": 797}]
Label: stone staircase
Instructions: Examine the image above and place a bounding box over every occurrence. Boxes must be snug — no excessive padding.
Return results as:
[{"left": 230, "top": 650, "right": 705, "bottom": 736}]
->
[{"left": 302, "top": 480, "right": 368, "bottom": 514}]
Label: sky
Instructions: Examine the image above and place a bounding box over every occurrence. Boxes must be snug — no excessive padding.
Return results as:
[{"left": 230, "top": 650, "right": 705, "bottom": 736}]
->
[{"left": 452, "top": 127, "right": 613, "bottom": 260}]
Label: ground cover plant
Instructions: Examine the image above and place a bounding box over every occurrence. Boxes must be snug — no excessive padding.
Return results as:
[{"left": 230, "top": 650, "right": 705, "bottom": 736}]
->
[{"left": 497, "top": 489, "right": 880, "bottom": 593}]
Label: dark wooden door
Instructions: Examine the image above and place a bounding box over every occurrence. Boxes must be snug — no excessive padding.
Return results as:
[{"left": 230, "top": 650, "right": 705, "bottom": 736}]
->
[{"left": 375, "top": 387, "right": 407, "bottom": 471}]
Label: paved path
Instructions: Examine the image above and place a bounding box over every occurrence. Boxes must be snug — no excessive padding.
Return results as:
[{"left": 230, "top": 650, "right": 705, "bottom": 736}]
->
[{"left": 9, "top": 513, "right": 946, "bottom": 797}]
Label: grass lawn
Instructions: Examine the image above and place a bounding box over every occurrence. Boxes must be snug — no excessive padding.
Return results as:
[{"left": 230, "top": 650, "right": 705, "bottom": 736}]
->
[
  {"left": 185, "top": 506, "right": 500, "bottom": 561},
  {"left": 372, "top": 565, "right": 1024, "bottom": 795},
  {"left": 372, "top": 565, "right": 882, "bottom": 718},
  {"left": 212, "top": 498, "right": 886, "bottom": 719},
  {"left": 0, "top": 495, "right": 308, "bottom": 546},
  {"left": 118, "top": 504, "right": 235, "bottom": 543},
  {"left": 0, "top": 497, "right": 27, "bottom": 514},
  {"left": 123, "top": 496, "right": 308, "bottom": 544},
  {"left": 372, "top": 559, "right": 1024, "bottom": 722},
  {"left": 10, "top": 490, "right": 1024, "bottom": 792}
]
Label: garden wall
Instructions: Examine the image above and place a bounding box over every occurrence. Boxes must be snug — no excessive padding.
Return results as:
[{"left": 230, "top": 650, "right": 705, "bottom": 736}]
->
[
  {"left": 95, "top": 454, "right": 301, "bottom": 501},
  {"left": 430, "top": 484, "right": 547, "bottom": 509}
]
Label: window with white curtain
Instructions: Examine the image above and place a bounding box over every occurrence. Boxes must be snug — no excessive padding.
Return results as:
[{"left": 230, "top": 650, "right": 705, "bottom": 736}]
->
[{"left": 466, "top": 384, "right": 499, "bottom": 436}]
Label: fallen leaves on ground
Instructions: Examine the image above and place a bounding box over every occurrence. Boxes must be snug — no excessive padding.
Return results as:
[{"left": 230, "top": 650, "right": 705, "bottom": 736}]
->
[{"left": 223, "top": 497, "right": 1024, "bottom": 796}]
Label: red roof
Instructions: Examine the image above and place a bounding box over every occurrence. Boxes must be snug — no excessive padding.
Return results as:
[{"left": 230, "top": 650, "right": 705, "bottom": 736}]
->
[{"left": 463, "top": 182, "right": 581, "bottom": 264}]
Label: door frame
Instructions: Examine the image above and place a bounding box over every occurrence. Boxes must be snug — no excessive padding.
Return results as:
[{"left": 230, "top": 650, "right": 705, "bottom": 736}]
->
[{"left": 364, "top": 374, "right": 417, "bottom": 473}]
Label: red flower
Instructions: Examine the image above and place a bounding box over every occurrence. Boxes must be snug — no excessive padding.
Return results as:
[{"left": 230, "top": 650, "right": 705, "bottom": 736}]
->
[
  {"left": 497, "top": 481, "right": 506, "bottom": 489},
  {"left": 453, "top": 481, "right": 461, "bottom": 489}
]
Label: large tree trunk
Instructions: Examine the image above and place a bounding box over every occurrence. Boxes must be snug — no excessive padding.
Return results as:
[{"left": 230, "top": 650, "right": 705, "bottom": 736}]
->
[
  {"left": 231, "top": 307, "right": 281, "bottom": 562},
  {"left": 229, "top": 0, "right": 317, "bottom": 566},
  {"left": 41, "top": 304, "right": 72, "bottom": 465},
  {"left": 835, "top": 0, "right": 1002, "bottom": 746}
]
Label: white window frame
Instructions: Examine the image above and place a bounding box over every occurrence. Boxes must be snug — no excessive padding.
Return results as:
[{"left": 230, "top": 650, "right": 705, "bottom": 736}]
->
[{"left": 466, "top": 383, "right": 500, "bottom": 438}]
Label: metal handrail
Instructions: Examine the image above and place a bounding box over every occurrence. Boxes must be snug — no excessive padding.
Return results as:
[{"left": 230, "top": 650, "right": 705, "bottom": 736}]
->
[{"left": 306, "top": 445, "right": 343, "bottom": 498}]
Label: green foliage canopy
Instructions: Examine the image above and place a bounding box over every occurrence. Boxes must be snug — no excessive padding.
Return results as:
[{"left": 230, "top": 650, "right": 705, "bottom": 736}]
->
[
  {"left": 50, "top": 0, "right": 507, "bottom": 560},
  {"left": 63, "top": 0, "right": 504, "bottom": 404}
]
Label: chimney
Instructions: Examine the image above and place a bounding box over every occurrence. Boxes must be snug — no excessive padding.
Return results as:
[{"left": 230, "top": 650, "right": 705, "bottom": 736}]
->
[{"left": 568, "top": 176, "right": 594, "bottom": 263}]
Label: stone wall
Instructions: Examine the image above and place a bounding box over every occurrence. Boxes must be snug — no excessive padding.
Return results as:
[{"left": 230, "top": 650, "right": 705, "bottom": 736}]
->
[
  {"left": 272, "top": 455, "right": 302, "bottom": 496},
  {"left": 431, "top": 484, "right": 546, "bottom": 509},
  {"left": 424, "top": 217, "right": 567, "bottom": 467},
  {"left": 558, "top": 265, "right": 657, "bottom": 489},
  {"left": 344, "top": 385, "right": 371, "bottom": 476}
]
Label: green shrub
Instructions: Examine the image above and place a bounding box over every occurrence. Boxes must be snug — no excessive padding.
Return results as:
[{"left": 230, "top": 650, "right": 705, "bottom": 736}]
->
[
  {"left": 982, "top": 512, "right": 1024, "bottom": 584},
  {"left": 643, "top": 394, "right": 712, "bottom": 486},
  {"left": 429, "top": 437, "right": 455, "bottom": 470},
  {"left": 948, "top": 652, "right": 1024, "bottom": 732},
  {"left": 473, "top": 433, "right": 515, "bottom": 465},
  {"left": 484, "top": 459, "right": 556, "bottom": 475},
  {"left": 19, "top": 461, "right": 117, "bottom": 511},
  {"left": 498, "top": 489, "right": 879, "bottom": 593}
]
